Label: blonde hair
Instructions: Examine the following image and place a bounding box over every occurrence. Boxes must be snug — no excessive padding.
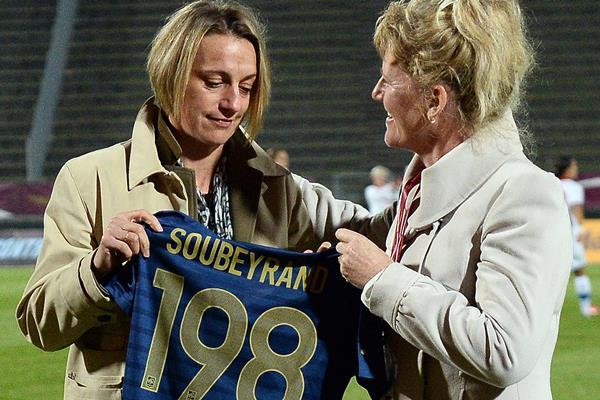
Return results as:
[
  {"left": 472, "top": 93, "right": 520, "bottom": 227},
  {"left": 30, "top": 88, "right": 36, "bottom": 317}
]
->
[
  {"left": 374, "top": 0, "right": 534, "bottom": 132},
  {"left": 147, "top": 0, "right": 271, "bottom": 140}
]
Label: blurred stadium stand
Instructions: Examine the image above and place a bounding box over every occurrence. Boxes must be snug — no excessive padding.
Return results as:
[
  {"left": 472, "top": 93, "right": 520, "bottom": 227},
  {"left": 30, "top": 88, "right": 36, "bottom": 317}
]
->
[
  {"left": 0, "top": 0, "right": 599, "bottom": 212},
  {"left": 0, "top": 1, "right": 56, "bottom": 180}
]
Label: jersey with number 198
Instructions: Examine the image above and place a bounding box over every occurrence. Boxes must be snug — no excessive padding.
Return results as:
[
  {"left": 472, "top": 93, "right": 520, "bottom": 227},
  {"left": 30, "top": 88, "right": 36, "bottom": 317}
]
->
[{"left": 104, "top": 210, "right": 364, "bottom": 400}]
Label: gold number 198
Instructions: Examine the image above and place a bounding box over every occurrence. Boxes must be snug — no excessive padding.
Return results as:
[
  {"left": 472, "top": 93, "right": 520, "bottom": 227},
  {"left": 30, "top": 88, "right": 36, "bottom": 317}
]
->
[{"left": 141, "top": 268, "right": 318, "bottom": 400}]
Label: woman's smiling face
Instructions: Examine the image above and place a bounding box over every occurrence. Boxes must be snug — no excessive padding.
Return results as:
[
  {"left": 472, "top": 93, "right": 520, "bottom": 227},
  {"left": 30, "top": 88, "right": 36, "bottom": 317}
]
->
[{"left": 371, "top": 53, "right": 429, "bottom": 153}]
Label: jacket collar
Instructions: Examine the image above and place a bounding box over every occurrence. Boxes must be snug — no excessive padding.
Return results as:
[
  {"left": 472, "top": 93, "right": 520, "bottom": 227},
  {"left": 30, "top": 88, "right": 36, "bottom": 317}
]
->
[
  {"left": 128, "top": 98, "right": 287, "bottom": 190},
  {"left": 407, "top": 110, "right": 523, "bottom": 228},
  {"left": 128, "top": 98, "right": 179, "bottom": 189}
]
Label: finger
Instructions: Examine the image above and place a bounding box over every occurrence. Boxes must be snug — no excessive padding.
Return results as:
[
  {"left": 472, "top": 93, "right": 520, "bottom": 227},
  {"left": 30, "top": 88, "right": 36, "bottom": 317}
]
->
[
  {"left": 335, "top": 228, "right": 361, "bottom": 242},
  {"left": 103, "top": 236, "right": 134, "bottom": 261},
  {"left": 106, "top": 220, "right": 140, "bottom": 258},
  {"left": 126, "top": 210, "right": 163, "bottom": 232},
  {"left": 128, "top": 220, "right": 152, "bottom": 258},
  {"left": 106, "top": 223, "right": 126, "bottom": 244},
  {"left": 335, "top": 241, "right": 349, "bottom": 255},
  {"left": 338, "top": 257, "right": 350, "bottom": 282},
  {"left": 317, "top": 241, "right": 332, "bottom": 253},
  {"left": 122, "top": 230, "right": 141, "bottom": 257}
]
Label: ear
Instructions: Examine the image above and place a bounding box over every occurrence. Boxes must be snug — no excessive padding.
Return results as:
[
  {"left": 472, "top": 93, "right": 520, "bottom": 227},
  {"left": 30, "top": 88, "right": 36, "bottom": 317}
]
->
[{"left": 426, "top": 84, "right": 448, "bottom": 124}]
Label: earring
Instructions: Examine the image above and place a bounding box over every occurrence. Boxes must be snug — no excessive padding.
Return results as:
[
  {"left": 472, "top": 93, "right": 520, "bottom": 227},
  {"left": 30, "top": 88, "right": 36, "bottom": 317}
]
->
[{"left": 428, "top": 111, "right": 436, "bottom": 124}]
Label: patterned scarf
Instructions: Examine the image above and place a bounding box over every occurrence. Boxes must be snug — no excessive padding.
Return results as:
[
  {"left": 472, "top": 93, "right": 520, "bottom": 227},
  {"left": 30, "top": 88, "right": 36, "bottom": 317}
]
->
[{"left": 176, "top": 157, "right": 233, "bottom": 239}]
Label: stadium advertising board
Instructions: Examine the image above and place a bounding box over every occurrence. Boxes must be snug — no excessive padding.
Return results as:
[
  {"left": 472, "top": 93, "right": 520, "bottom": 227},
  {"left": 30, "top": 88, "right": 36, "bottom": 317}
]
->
[
  {"left": 0, "top": 229, "right": 43, "bottom": 266},
  {"left": 0, "top": 182, "right": 51, "bottom": 266}
]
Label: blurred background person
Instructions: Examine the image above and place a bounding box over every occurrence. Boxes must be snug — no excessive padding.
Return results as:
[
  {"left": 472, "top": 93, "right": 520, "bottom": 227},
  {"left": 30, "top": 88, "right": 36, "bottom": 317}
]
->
[
  {"left": 0, "top": 208, "right": 13, "bottom": 220},
  {"left": 266, "top": 147, "right": 290, "bottom": 169},
  {"left": 555, "top": 155, "right": 598, "bottom": 317},
  {"left": 364, "top": 165, "right": 398, "bottom": 214},
  {"left": 335, "top": 0, "right": 572, "bottom": 398}
]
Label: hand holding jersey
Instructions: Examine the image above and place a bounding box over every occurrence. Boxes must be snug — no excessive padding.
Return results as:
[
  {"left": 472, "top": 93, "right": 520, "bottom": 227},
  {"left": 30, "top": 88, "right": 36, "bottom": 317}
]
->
[
  {"left": 92, "top": 210, "right": 163, "bottom": 279},
  {"left": 335, "top": 228, "right": 392, "bottom": 289}
]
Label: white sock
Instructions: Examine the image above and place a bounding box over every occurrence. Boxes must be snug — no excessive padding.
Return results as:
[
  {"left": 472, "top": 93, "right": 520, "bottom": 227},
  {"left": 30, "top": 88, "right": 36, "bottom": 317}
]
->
[{"left": 574, "top": 275, "right": 593, "bottom": 315}]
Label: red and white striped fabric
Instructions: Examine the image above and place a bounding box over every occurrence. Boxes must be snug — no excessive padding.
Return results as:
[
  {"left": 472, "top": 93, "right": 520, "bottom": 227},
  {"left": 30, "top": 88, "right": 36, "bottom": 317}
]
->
[{"left": 391, "top": 172, "right": 421, "bottom": 262}]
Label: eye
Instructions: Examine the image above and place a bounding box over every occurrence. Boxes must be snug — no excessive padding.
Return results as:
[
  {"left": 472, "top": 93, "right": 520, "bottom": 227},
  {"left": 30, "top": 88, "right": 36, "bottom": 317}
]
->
[
  {"left": 239, "top": 84, "right": 253, "bottom": 96},
  {"left": 381, "top": 77, "right": 391, "bottom": 88},
  {"left": 205, "top": 80, "right": 223, "bottom": 89}
]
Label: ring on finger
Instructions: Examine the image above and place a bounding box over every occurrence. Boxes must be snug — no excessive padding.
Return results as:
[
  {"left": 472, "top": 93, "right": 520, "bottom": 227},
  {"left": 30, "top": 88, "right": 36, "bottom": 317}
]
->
[{"left": 124, "top": 231, "right": 130, "bottom": 240}]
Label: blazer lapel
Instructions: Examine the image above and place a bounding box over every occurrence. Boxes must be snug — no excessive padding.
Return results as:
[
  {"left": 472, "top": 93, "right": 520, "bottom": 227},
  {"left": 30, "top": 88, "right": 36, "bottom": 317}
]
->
[
  {"left": 229, "top": 165, "right": 263, "bottom": 243},
  {"left": 226, "top": 130, "right": 288, "bottom": 243},
  {"left": 227, "top": 132, "right": 263, "bottom": 243}
]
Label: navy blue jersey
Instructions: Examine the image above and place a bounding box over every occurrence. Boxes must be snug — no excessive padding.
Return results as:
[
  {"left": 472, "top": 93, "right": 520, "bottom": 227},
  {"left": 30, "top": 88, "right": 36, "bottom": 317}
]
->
[{"left": 105, "top": 211, "right": 376, "bottom": 400}]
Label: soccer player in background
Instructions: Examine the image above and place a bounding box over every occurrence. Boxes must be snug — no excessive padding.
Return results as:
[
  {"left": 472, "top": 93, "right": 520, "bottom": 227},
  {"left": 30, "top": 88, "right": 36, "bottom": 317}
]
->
[
  {"left": 15, "top": 1, "right": 391, "bottom": 398},
  {"left": 555, "top": 155, "right": 598, "bottom": 317},
  {"left": 364, "top": 165, "right": 398, "bottom": 214}
]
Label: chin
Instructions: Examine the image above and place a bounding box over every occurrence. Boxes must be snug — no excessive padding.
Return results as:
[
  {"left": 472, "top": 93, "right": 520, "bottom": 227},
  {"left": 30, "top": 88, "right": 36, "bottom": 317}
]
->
[
  {"left": 384, "top": 130, "right": 400, "bottom": 149},
  {"left": 201, "top": 126, "right": 238, "bottom": 143}
]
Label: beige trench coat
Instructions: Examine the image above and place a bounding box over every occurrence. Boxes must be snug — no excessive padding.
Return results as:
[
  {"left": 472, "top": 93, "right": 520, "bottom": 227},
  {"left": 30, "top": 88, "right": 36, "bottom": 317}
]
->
[
  {"left": 363, "top": 112, "right": 572, "bottom": 400},
  {"left": 16, "top": 99, "right": 392, "bottom": 399}
]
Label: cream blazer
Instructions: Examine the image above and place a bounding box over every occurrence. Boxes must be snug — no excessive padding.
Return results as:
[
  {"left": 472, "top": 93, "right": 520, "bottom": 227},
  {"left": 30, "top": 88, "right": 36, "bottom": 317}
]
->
[{"left": 363, "top": 112, "right": 572, "bottom": 399}]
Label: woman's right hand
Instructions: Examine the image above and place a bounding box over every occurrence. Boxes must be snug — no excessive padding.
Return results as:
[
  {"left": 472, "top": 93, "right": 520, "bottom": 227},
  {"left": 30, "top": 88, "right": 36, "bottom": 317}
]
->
[{"left": 92, "top": 210, "right": 163, "bottom": 279}]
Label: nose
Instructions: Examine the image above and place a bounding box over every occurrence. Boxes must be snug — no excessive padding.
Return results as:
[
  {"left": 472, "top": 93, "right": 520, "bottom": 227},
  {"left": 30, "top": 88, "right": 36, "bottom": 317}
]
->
[
  {"left": 372, "top": 77, "right": 384, "bottom": 102},
  {"left": 220, "top": 86, "right": 242, "bottom": 115}
]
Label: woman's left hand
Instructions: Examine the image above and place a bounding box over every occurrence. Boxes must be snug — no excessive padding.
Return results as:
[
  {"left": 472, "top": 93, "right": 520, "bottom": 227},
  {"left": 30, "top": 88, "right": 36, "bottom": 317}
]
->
[
  {"left": 335, "top": 228, "right": 392, "bottom": 289},
  {"left": 304, "top": 241, "right": 332, "bottom": 253}
]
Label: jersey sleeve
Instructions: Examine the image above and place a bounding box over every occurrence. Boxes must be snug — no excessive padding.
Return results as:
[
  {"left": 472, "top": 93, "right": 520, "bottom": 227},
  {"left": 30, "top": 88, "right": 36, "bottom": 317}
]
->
[{"left": 104, "top": 258, "right": 138, "bottom": 316}]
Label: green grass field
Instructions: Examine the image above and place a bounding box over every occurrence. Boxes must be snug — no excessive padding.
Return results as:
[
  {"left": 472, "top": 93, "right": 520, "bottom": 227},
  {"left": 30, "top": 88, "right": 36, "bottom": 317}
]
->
[{"left": 2, "top": 266, "right": 599, "bottom": 399}]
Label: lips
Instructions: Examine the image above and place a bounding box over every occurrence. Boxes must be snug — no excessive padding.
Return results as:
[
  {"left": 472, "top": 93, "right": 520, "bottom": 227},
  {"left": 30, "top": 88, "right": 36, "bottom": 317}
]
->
[{"left": 208, "top": 116, "right": 235, "bottom": 128}]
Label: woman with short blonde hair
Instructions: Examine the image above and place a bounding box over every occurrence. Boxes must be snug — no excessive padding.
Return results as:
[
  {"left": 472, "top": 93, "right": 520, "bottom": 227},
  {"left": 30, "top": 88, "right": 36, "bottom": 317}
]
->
[{"left": 147, "top": 0, "right": 270, "bottom": 140}]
